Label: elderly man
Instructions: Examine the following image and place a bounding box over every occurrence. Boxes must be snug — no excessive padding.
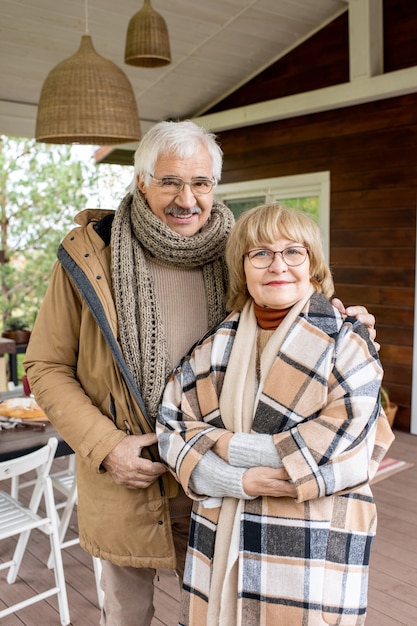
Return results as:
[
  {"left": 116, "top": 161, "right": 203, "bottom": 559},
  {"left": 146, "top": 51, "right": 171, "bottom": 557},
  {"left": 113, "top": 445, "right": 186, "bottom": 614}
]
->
[{"left": 24, "top": 120, "right": 375, "bottom": 626}]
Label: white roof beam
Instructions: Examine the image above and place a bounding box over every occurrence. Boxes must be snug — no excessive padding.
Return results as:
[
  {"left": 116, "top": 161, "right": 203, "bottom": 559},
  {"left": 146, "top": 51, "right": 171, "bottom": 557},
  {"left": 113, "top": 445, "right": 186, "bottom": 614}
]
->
[
  {"left": 192, "top": 66, "right": 417, "bottom": 133},
  {"left": 348, "top": 0, "right": 383, "bottom": 80}
]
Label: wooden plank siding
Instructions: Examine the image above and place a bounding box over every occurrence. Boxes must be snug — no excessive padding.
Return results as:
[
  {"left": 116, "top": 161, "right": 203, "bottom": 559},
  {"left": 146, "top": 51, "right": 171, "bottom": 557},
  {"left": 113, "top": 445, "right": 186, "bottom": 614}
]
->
[{"left": 212, "top": 0, "right": 417, "bottom": 431}]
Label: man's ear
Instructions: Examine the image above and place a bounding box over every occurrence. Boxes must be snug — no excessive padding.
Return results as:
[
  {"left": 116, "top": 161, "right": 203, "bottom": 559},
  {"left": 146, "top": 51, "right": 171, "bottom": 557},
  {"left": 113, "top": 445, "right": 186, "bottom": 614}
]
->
[{"left": 137, "top": 175, "right": 146, "bottom": 193}]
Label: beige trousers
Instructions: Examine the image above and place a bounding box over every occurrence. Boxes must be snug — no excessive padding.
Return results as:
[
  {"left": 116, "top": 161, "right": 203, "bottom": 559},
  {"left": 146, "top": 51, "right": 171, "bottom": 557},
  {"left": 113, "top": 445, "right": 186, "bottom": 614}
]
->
[{"left": 99, "top": 515, "right": 189, "bottom": 626}]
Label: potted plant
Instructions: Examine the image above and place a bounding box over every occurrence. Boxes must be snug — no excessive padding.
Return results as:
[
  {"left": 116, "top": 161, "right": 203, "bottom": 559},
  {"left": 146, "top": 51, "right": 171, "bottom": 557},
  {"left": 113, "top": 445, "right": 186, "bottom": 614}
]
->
[
  {"left": 2, "top": 316, "right": 32, "bottom": 345},
  {"left": 381, "top": 387, "right": 398, "bottom": 428}
]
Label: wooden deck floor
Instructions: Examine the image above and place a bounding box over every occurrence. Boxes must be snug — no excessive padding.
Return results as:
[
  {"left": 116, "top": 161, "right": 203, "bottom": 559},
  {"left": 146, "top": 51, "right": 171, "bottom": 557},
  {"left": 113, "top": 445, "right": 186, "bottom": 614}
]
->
[{"left": 0, "top": 429, "right": 416, "bottom": 625}]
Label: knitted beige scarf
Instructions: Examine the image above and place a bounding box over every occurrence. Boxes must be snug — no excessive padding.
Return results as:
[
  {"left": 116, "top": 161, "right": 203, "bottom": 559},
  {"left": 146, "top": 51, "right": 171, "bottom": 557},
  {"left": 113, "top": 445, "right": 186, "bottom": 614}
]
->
[{"left": 111, "top": 188, "right": 234, "bottom": 421}]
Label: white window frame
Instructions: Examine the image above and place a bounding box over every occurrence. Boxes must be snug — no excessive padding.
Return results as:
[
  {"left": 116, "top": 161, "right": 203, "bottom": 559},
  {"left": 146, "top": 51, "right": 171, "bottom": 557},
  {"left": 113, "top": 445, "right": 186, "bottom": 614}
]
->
[
  {"left": 411, "top": 242, "right": 417, "bottom": 434},
  {"left": 216, "top": 171, "right": 330, "bottom": 261}
]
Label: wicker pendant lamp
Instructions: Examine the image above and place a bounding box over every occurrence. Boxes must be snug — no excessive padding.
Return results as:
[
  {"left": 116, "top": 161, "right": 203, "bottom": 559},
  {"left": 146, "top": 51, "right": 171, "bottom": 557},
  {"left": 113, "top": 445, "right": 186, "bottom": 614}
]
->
[
  {"left": 125, "top": 0, "right": 171, "bottom": 68},
  {"left": 35, "top": 3, "right": 141, "bottom": 144}
]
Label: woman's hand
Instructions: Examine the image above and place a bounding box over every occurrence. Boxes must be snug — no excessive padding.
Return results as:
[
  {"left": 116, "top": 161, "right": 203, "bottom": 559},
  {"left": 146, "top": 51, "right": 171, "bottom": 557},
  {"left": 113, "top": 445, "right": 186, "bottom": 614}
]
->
[{"left": 243, "top": 466, "right": 297, "bottom": 498}]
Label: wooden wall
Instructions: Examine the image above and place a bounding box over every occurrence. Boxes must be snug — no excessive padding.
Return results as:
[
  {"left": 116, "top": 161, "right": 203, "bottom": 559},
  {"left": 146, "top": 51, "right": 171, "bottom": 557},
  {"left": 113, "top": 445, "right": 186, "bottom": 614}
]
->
[{"left": 211, "top": 0, "right": 417, "bottom": 431}]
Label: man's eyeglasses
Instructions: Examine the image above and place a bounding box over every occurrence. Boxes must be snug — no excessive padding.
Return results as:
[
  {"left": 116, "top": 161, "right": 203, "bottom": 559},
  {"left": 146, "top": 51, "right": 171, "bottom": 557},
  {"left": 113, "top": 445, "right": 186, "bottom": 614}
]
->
[
  {"left": 246, "top": 246, "right": 309, "bottom": 268},
  {"left": 148, "top": 173, "right": 215, "bottom": 195}
]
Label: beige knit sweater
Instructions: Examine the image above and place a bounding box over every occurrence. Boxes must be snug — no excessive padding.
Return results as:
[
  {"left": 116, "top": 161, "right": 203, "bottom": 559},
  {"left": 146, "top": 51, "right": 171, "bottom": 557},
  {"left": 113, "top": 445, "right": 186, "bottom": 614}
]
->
[
  {"left": 150, "top": 258, "right": 208, "bottom": 368},
  {"left": 150, "top": 258, "right": 208, "bottom": 517}
]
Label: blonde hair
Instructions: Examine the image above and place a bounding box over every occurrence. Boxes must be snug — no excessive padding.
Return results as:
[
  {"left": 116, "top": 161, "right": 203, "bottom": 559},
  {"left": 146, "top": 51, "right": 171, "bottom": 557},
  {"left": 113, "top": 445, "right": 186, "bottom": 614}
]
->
[{"left": 225, "top": 203, "right": 334, "bottom": 311}]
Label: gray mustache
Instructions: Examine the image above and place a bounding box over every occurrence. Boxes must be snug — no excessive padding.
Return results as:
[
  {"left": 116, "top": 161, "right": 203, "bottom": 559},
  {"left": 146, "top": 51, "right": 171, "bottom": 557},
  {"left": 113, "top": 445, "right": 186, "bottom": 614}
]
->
[{"left": 165, "top": 206, "right": 202, "bottom": 217}]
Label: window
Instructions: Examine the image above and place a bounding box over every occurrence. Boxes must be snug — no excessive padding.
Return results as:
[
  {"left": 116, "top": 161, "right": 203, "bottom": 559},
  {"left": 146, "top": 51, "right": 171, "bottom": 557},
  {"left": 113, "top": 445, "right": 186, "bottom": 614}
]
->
[{"left": 216, "top": 172, "right": 330, "bottom": 261}]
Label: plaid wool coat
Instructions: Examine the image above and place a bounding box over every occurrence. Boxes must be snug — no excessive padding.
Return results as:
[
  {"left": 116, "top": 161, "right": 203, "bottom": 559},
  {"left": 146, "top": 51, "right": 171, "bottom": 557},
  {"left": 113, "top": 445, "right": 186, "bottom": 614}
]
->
[{"left": 157, "top": 293, "right": 394, "bottom": 626}]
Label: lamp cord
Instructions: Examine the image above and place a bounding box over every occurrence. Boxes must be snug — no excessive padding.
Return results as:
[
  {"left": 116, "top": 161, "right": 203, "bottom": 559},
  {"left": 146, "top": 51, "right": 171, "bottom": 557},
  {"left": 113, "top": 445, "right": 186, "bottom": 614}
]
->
[{"left": 85, "top": 0, "right": 89, "bottom": 34}]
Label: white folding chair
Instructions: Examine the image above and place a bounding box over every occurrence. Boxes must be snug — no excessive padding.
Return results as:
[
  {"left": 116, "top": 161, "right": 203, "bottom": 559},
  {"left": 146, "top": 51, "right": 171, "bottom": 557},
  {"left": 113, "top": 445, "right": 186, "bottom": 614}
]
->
[
  {"left": 0, "top": 437, "right": 70, "bottom": 625},
  {"left": 49, "top": 455, "right": 79, "bottom": 554},
  {"left": 47, "top": 456, "right": 104, "bottom": 609}
]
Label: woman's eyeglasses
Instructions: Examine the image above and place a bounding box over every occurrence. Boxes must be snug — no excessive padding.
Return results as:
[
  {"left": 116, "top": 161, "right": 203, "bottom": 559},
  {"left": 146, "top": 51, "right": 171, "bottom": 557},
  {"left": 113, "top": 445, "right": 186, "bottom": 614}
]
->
[{"left": 245, "top": 246, "right": 309, "bottom": 268}]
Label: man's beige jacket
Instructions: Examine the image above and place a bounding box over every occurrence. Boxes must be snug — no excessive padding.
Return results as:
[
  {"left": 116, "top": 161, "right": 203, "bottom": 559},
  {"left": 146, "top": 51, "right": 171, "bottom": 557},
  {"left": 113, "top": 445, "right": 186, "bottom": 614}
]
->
[{"left": 24, "top": 209, "right": 178, "bottom": 568}]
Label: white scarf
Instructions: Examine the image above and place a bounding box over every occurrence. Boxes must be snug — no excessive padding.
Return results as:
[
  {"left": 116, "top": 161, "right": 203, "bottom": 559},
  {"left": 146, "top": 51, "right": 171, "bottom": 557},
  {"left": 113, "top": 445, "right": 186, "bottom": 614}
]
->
[{"left": 207, "top": 286, "right": 315, "bottom": 625}]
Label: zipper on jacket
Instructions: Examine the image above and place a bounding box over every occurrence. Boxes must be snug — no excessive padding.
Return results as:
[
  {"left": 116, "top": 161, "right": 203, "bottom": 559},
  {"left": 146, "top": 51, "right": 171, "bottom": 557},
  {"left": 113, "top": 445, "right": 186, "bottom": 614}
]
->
[
  {"left": 123, "top": 419, "right": 132, "bottom": 435},
  {"left": 109, "top": 393, "right": 117, "bottom": 425}
]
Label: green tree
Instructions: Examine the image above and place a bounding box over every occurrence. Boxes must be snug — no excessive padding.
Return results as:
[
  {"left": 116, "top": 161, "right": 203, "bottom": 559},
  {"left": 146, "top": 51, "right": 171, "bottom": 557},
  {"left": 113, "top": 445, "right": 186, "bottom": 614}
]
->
[{"left": 0, "top": 136, "right": 100, "bottom": 330}]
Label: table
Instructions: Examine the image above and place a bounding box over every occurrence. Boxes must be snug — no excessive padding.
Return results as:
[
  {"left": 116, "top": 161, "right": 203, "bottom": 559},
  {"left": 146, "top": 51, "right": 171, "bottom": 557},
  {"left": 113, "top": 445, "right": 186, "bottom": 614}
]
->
[{"left": 0, "top": 421, "right": 72, "bottom": 462}]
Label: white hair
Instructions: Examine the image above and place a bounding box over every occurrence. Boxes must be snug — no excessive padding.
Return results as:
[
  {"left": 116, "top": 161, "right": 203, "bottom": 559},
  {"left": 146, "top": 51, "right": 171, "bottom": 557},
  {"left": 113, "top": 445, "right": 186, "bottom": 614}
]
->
[{"left": 128, "top": 120, "right": 223, "bottom": 194}]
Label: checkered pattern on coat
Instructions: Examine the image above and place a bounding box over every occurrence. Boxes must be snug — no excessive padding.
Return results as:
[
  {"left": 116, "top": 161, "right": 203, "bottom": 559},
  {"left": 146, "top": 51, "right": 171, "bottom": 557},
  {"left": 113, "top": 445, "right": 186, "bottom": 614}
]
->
[{"left": 157, "top": 293, "right": 394, "bottom": 626}]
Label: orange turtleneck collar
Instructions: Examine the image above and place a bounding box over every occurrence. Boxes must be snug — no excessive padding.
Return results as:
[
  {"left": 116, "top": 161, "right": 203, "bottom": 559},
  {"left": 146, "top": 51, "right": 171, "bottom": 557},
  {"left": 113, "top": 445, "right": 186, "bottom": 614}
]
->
[{"left": 253, "top": 301, "right": 291, "bottom": 330}]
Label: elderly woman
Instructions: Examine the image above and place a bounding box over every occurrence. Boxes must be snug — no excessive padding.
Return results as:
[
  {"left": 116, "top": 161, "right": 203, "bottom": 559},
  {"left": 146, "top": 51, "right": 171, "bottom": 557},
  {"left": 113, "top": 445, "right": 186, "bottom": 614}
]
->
[{"left": 157, "top": 203, "right": 393, "bottom": 626}]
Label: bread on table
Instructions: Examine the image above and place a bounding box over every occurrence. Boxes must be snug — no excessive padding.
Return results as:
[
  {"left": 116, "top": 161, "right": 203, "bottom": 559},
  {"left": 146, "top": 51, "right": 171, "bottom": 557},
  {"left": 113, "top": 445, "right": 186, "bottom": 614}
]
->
[{"left": 0, "top": 397, "right": 47, "bottom": 420}]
